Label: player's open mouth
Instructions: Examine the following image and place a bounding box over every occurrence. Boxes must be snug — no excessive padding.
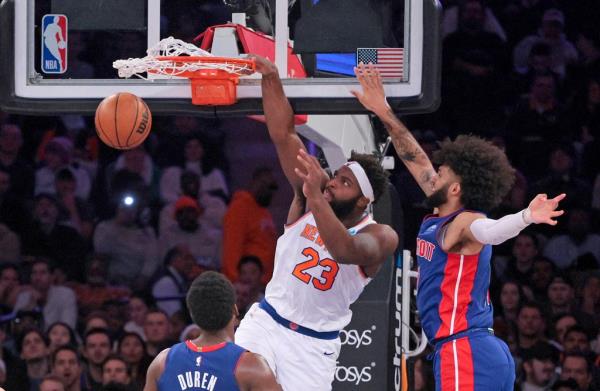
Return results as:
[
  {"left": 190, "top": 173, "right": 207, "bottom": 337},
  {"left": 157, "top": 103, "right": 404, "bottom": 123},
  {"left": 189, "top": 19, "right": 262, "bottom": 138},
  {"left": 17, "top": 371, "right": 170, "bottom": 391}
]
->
[{"left": 324, "top": 189, "right": 332, "bottom": 201}]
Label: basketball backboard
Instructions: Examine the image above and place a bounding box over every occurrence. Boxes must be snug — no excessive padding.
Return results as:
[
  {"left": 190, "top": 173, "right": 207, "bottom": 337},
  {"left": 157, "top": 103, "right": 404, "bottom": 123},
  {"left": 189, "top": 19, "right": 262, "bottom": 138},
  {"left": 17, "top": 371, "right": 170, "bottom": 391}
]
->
[{"left": 0, "top": 0, "right": 441, "bottom": 116}]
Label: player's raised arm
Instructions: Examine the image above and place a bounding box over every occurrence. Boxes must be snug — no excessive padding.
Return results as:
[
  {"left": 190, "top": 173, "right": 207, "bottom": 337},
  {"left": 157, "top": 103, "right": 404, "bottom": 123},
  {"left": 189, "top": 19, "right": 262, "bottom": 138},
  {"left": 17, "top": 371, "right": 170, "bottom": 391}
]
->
[
  {"left": 250, "top": 55, "right": 307, "bottom": 193},
  {"left": 352, "top": 63, "right": 437, "bottom": 196}
]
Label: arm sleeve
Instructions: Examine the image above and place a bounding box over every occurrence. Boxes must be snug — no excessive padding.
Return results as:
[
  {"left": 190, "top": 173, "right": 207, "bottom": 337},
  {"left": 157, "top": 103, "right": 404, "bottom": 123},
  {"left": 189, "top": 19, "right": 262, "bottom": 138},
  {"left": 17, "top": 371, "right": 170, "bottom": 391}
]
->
[{"left": 469, "top": 210, "right": 531, "bottom": 245}]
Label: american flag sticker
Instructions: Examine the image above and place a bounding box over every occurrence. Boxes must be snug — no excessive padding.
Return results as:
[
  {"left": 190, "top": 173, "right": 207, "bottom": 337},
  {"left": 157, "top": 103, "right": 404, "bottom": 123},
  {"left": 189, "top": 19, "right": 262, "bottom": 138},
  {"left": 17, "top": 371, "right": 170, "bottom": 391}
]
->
[{"left": 356, "top": 48, "right": 404, "bottom": 78}]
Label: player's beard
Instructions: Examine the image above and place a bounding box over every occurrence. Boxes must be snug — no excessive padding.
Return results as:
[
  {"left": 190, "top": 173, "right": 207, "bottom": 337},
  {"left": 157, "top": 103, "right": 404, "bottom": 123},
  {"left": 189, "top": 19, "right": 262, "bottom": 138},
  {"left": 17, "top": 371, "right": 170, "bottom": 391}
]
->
[
  {"left": 330, "top": 194, "right": 361, "bottom": 220},
  {"left": 425, "top": 183, "right": 449, "bottom": 209}
]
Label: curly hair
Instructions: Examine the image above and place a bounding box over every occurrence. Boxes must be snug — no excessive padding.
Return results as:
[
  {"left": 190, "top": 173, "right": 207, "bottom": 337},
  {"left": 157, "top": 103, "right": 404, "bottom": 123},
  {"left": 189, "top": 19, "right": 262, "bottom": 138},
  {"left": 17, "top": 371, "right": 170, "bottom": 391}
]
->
[
  {"left": 349, "top": 151, "right": 390, "bottom": 203},
  {"left": 433, "top": 135, "right": 515, "bottom": 212},
  {"left": 186, "top": 272, "right": 235, "bottom": 332}
]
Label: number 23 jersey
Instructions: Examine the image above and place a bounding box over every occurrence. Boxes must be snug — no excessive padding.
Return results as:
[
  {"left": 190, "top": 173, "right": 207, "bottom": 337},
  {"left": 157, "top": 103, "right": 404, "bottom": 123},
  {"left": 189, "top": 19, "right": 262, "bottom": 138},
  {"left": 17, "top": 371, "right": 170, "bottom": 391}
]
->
[{"left": 264, "top": 212, "right": 375, "bottom": 332}]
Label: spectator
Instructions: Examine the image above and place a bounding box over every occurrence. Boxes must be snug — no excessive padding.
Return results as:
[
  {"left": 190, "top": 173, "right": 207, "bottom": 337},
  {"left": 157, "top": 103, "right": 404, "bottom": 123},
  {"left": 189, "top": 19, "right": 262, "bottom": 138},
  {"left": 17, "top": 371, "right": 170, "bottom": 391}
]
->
[
  {"left": 101, "top": 355, "right": 131, "bottom": 387},
  {"left": 0, "top": 263, "right": 23, "bottom": 310},
  {"left": 82, "top": 328, "right": 112, "bottom": 390},
  {"left": 237, "top": 255, "right": 266, "bottom": 304},
  {"left": 39, "top": 374, "right": 66, "bottom": 391},
  {"left": 54, "top": 168, "right": 95, "bottom": 239},
  {"left": 547, "top": 275, "right": 576, "bottom": 317},
  {"left": 35, "top": 137, "right": 91, "bottom": 200},
  {"left": 159, "top": 135, "right": 229, "bottom": 204},
  {"left": 152, "top": 245, "right": 195, "bottom": 317},
  {"left": 520, "top": 341, "right": 559, "bottom": 391},
  {"left": 143, "top": 309, "right": 173, "bottom": 357},
  {"left": 117, "top": 332, "right": 150, "bottom": 389},
  {"left": 157, "top": 196, "right": 221, "bottom": 269},
  {"left": 0, "top": 124, "right": 34, "bottom": 198},
  {"left": 83, "top": 312, "right": 109, "bottom": 335},
  {"left": 106, "top": 146, "right": 161, "bottom": 204},
  {"left": 517, "top": 302, "right": 547, "bottom": 355},
  {"left": 93, "top": 191, "right": 159, "bottom": 288},
  {"left": 68, "top": 254, "right": 130, "bottom": 317},
  {"left": 502, "top": 231, "right": 540, "bottom": 286},
  {"left": 441, "top": 2, "right": 507, "bottom": 41},
  {"left": 0, "top": 166, "right": 31, "bottom": 238},
  {"left": 51, "top": 345, "right": 84, "bottom": 391},
  {"left": 123, "top": 295, "right": 149, "bottom": 340},
  {"left": 441, "top": 0, "right": 509, "bottom": 135},
  {"left": 560, "top": 352, "right": 594, "bottom": 391},
  {"left": 513, "top": 8, "right": 578, "bottom": 78},
  {"left": 506, "top": 73, "right": 566, "bottom": 179},
  {"left": 511, "top": 42, "right": 563, "bottom": 97},
  {"left": 496, "top": 280, "right": 524, "bottom": 325},
  {"left": 552, "top": 313, "right": 578, "bottom": 348},
  {"left": 222, "top": 167, "right": 278, "bottom": 283},
  {"left": 0, "top": 223, "right": 20, "bottom": 264},
  {"left": 530, "top": 144, "right": 592, "bottom": 209},
  {"left": 578, "top": 274, "right": 600, "bottom": 326},
  {"left": 21, "top": 194, "right": 88, "bottom": 282},
  {"left": 563, "top": 326, "right": 592, "bottom": 354},
  {"left": 530, "top": 256, "right": 556, "bottom": 302},
  {"left": 159, "top": 170, "right": 226, "bottom": 233},
  {"left": 543, "top": 208, "right": 600, "bottom": 269},
  {"left": 18, "top": 327, "right": 51, "bottom": 389},
  {"left": 13, "top": 258, "right": 78, "bottom": 330},
  {"left": 46, "top": 322, "right": 78, "bottom": 353}
]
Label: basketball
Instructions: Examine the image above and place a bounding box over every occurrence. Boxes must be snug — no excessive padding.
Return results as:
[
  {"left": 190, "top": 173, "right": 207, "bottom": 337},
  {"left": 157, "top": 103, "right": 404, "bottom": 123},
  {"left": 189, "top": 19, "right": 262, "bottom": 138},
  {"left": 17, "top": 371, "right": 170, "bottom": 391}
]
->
[{"left": 94, "top": 92, "right": 152, "bottom": 150}]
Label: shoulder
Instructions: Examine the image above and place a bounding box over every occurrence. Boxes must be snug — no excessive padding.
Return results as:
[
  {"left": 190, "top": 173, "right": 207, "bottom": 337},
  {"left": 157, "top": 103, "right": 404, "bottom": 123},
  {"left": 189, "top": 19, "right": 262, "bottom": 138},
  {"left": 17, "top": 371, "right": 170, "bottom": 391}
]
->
[
  {"left": 234, "top": 351, "right": 275, "bottom": 384},
  {"left": 451, "top": 211, "right": 486, "bottom": 227},
  {"left": 147, "top": 348, "right": 171, "bottom": 380},
  {"left": 50, "top": 285, "right": 76, "bottom": 298},
  {"left": 359, "top": 223, "right": 399, "bottom": 247}
]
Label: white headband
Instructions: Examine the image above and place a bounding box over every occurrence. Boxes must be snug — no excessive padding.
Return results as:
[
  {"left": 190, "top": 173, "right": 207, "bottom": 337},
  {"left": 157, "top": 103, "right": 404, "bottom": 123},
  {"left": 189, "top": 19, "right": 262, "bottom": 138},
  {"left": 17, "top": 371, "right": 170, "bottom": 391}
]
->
[{"left": 344, "top": 161, "right": 375, "bottom": 204}]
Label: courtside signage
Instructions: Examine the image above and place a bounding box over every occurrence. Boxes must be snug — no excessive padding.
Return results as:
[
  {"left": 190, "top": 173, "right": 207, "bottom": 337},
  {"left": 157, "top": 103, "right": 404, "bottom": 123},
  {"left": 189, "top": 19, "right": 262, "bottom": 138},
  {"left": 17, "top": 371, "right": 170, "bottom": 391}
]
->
[{"left": 41, "top": 14, "right": 68, "bottom": 74}]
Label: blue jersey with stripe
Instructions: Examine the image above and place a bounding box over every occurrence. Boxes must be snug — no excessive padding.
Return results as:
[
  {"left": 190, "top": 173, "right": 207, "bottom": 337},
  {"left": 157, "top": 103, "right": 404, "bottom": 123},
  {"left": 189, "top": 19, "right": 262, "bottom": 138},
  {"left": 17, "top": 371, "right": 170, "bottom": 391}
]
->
[
  {"left": 415, "top": 210, "right": 494, "bottom": 342},
  {"left": 157, "top": 341, "right": 245, "bottom": 391}
]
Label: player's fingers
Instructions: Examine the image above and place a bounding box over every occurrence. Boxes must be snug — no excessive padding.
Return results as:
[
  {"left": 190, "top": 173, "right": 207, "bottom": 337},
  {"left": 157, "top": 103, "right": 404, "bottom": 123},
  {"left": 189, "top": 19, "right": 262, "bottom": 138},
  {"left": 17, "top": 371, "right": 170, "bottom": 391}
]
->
[
  {"left": 294, "top": 167, "right": 308, "bottom": 180},
  {"left": 350, "top": 90, "right": 363, "bottom": 100},
  {"left": 552, "top": 193, "right": 567, "bottom": 203},
  {"left": 551, "top": 210, "right": 564, "bottom": 217}
]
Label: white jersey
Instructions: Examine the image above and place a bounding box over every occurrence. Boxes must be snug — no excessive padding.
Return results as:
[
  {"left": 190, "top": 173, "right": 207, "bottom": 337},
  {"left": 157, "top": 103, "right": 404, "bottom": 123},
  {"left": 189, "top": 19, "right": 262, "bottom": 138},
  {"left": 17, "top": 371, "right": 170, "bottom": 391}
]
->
[{"left": 264, "top": 212, "right": 375, "bottom": 332}]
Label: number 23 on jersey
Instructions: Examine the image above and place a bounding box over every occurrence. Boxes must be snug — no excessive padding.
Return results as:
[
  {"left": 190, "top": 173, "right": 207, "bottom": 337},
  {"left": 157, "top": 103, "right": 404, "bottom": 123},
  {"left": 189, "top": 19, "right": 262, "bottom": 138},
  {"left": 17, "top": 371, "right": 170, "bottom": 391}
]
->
[{"left": 292, "top": 247, "right": 339, "bottom": 291}]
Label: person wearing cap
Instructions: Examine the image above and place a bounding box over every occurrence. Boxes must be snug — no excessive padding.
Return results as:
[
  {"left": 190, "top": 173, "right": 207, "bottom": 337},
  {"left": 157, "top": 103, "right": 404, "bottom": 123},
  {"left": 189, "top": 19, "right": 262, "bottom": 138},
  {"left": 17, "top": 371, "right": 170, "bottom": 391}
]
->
[
  {"left": 520, "top": 341, "right": 559, "bottom": 391},
  {"left": 513, "top": 8, "right": 578, "bottom": 78},
  {"left": 157, "top": 195, "right": 221, "bottom": 270},
  {"left": 233, "top": 55, "right": 399, "bottom": 390},
  {"left": 354, "top": 64, "right": 565, "bottom": 391}
]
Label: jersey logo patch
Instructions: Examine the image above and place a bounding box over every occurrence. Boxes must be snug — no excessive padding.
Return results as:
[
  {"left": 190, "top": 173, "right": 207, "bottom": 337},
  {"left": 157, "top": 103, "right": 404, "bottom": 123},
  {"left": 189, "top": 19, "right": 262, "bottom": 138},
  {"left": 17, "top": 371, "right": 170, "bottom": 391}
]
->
[{"left": 196, "top": 357, "right": 202, "bottom": 367}]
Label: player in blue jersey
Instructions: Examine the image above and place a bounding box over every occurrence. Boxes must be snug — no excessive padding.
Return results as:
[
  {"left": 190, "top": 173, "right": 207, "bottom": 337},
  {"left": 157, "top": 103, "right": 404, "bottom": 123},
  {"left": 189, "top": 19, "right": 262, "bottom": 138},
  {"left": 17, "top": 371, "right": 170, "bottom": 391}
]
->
[
  {"left": 144, "top": 271, "right": 281, "bottom": 391},
  {"left": 353, "top": 63, "right": 565, "bottom": 391}
]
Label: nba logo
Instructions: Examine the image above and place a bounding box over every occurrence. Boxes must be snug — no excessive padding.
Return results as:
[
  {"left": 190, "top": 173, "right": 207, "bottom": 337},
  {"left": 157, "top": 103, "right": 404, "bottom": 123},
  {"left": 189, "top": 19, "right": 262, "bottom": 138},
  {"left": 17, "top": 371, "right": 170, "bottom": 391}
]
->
[{"left": 41, "top": 14, "right": 68, "bottom": 74}]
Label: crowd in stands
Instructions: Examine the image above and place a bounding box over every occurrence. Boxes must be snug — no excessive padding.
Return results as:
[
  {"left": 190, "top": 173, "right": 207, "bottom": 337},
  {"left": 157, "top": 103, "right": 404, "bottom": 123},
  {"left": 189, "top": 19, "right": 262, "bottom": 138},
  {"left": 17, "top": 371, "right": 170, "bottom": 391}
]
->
[{"left": 1, "top": 0, "right": 600, "bottom": 390}]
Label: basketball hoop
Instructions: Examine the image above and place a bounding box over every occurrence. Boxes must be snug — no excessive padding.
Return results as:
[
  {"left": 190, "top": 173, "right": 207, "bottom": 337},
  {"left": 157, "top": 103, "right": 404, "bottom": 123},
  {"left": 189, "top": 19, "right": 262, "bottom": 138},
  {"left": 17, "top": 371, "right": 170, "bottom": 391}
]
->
[{"left": 113, "top": 37, "right": 255, "bottom": 106}]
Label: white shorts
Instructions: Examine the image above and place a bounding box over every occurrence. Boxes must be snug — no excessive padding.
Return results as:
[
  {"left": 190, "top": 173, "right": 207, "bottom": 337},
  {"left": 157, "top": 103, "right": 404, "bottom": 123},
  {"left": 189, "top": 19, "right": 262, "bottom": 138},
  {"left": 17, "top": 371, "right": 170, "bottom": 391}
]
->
[{"left": 235, "top": 303, "right": 341, "bottom": 391}]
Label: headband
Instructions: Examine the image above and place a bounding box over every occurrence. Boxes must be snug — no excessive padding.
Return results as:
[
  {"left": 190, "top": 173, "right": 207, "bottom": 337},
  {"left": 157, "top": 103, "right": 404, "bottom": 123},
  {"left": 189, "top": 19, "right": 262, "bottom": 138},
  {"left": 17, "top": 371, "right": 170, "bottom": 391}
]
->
[{"left": 344, "top": 161, "right": 375, "bottom": 204}]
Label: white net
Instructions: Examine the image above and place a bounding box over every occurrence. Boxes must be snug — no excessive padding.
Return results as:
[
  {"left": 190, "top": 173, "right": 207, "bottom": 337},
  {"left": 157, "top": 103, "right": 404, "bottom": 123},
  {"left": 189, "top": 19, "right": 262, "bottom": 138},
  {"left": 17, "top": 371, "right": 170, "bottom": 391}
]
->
[{"left": 113, "top": 37, "right": 253, "bottom": 79}]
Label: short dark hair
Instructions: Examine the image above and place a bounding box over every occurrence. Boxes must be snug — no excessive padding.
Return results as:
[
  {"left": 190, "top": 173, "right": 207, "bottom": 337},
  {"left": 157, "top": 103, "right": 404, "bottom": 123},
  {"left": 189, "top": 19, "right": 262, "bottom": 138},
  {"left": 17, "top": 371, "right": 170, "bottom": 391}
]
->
[
  {"left": 551, "top": 378, "right": 579, "bottom": 391},
  {"left": 563, "top": 351, "right": 593, "bottom": 374},
  {"left": 164, "top": 245, "right": 186, "bottom": 266},
  {"left": 237, "top": 255, "right": 263, "bottom": 273},
  {"left": 83, "top": 327, "right": 112, "bottom": 347},
  {"left": 102, "top": 354, "right": 131, "bottom": 376},
  {"left": 17, "top": 327, "right": 48, "bottom": 353},
  {"left": 518, "top": 301, "right": 545, "bottom": 318},
  {"left": 433, "top": 135, "right": 515, "bottom": 212},
  {"left": 186, "top": 272, "right": 235, "bottom": 332},
  {"left": 51, "top": 344, "right": 81, "bottom": 367},
  {"left": 117, "top": 332, "right": 147, "bottom": 354},
  {"left": 349, "top": 151, "right": 390, "bottom": 203},
  {"left": 564, "top": 325, "right": 590, "bottom": 341}
]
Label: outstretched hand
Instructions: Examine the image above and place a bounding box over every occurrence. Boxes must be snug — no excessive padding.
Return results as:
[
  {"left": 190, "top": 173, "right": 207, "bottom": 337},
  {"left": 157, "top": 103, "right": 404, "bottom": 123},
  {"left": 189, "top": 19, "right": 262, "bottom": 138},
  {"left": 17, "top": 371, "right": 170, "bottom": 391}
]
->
[
  {"left": 247, "top": 54, "right": 278, "bottom": 76},
  {"left": 528, "top": 193, "right": 566, "bottom": 225},
  {"left": 294, "top": 149, "right": 328, "bottom": 200},
  {"left": 352, "top": 63, "right": 390, "bottom": 115}
]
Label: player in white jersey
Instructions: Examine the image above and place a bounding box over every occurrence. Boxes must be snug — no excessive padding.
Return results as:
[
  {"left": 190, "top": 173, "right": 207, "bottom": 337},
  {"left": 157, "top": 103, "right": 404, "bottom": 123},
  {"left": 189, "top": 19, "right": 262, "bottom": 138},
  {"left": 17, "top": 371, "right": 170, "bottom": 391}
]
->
[{"left": 235, "top": 55, "right": 399, "bottom": 390}]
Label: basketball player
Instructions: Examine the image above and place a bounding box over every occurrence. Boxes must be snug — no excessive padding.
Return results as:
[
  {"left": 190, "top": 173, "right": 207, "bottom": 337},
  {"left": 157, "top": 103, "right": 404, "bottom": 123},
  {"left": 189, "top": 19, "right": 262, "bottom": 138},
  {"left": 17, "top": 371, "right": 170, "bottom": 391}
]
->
[
  {"left": 234, "top": 56, "right": 399, "bottom": 390},
  {"left": 144, "top": 272, "right": 281, "bottom": 391},
  {"left": 353, "top": 63, "right": 565, "bottom": 391}
]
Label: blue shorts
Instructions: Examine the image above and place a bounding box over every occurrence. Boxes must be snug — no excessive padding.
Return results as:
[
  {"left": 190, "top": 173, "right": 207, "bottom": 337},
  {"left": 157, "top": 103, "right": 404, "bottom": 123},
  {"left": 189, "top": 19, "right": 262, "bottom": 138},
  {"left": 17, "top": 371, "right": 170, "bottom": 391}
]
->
[{"left": 432, "top": 331, "right": 515, "bottom": 391}]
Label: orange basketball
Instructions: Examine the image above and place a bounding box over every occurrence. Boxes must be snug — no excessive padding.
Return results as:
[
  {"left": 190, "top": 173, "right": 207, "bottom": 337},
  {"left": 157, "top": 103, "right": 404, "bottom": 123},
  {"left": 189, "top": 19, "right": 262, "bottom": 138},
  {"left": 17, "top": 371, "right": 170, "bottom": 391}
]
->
[{"left": 94, "top": 92, "right": 152, "bottom": 150}]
